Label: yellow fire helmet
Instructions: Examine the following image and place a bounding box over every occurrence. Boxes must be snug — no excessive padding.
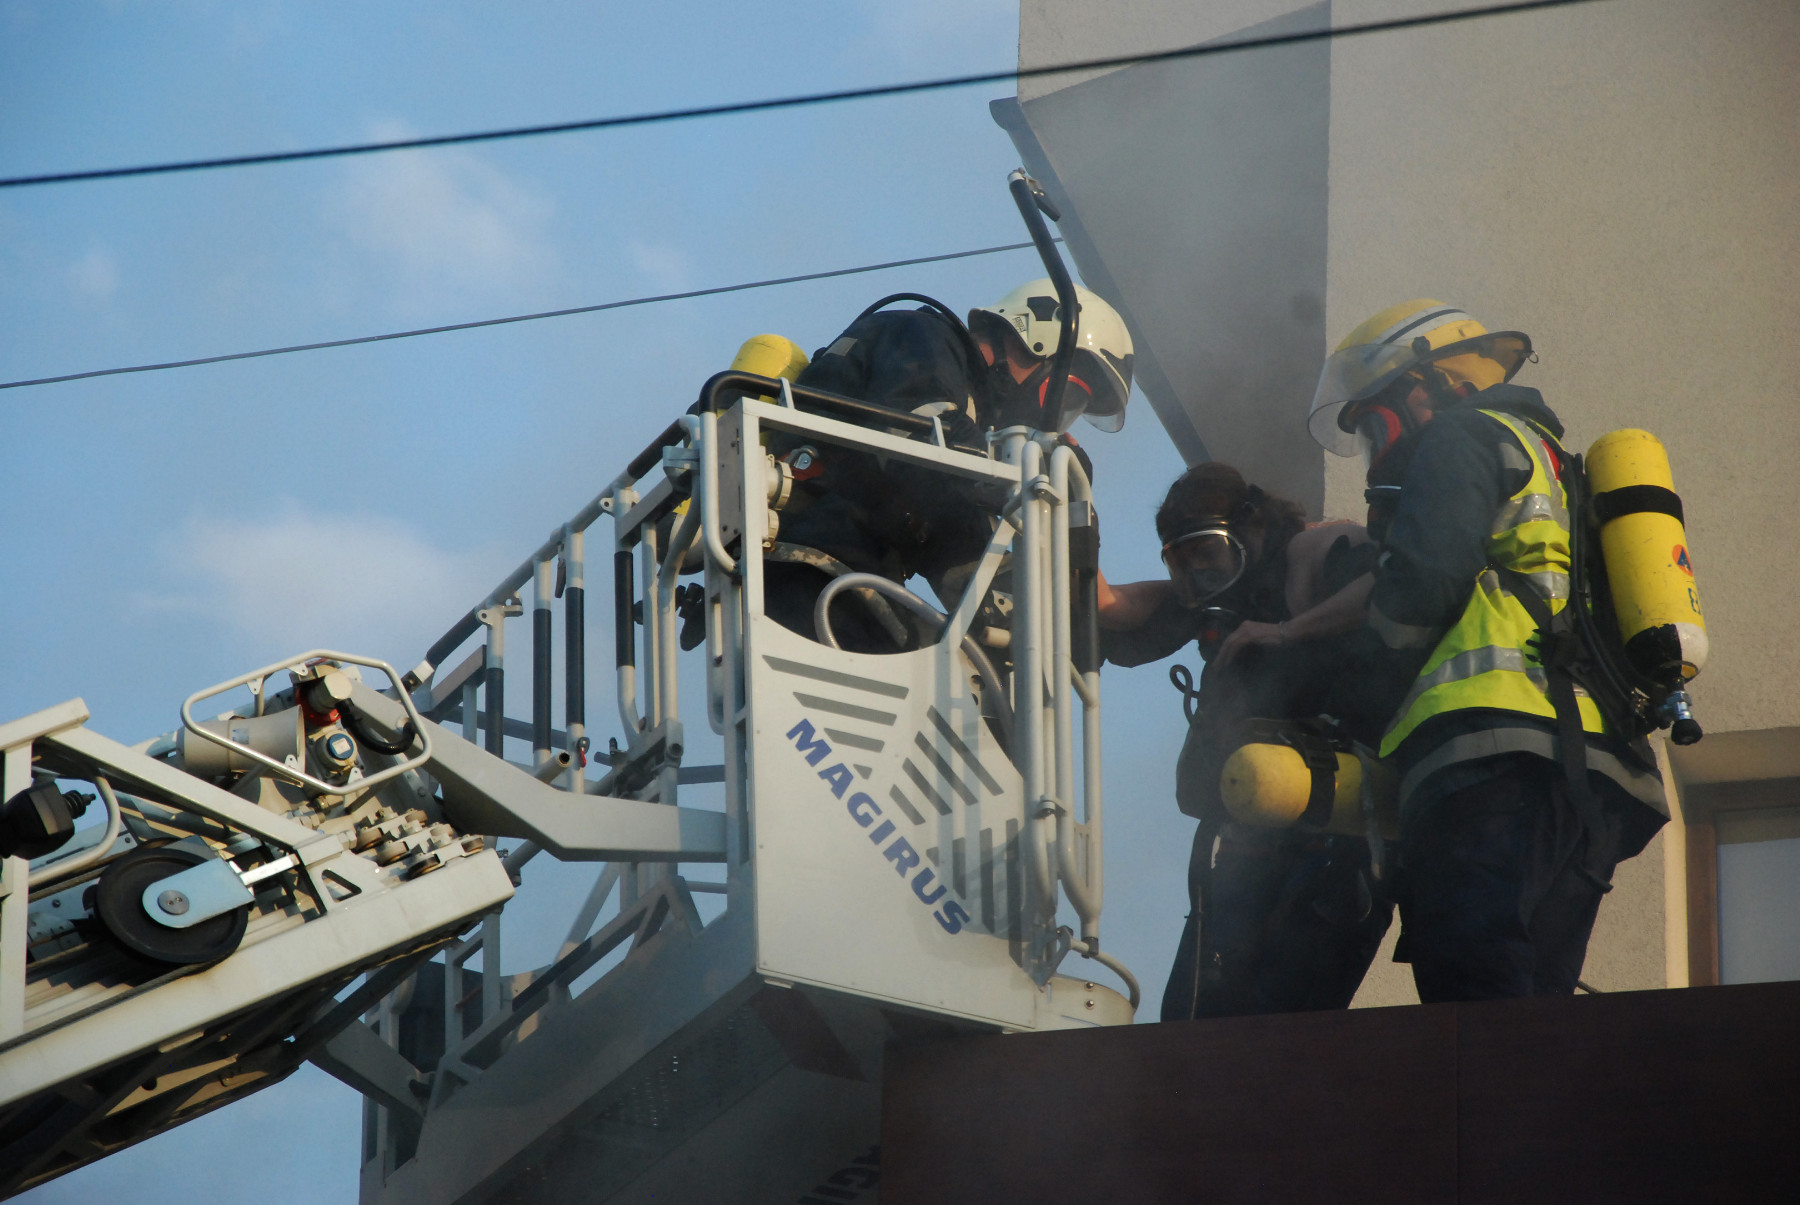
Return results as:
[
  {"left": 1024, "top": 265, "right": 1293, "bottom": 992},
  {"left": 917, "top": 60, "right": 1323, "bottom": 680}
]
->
[
  {"left": 968, "top": 279, "right": 1135, "bottom": 432},
  {"left": 1308, "top": 299, "right": 1533, "bottom": 456}
]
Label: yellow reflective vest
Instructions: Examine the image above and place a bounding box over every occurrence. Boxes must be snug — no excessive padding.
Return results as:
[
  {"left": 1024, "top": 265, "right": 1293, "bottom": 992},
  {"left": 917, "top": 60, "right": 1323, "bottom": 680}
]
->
[{"left": 1379, "top": 410, "right": 1606, "bottom": 758}]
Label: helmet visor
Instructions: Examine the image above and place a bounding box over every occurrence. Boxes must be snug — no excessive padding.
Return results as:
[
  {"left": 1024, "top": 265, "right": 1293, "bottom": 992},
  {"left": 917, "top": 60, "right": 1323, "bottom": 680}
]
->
[
  {"left": 1308, "top": 341, "right": 1419, "bottom": 455},
  {"left": 1029, "top": 349, "right": 1131, "bottom": 433},
  {"left": 1162, "top": 528, "right": 1248, "bottom": 608},
  {"left": 1069, "top": 348, "right": 1132, "bottom": 432},
  {"left": 1309, "top": 331, "right": 1533, "bottom": 454}
]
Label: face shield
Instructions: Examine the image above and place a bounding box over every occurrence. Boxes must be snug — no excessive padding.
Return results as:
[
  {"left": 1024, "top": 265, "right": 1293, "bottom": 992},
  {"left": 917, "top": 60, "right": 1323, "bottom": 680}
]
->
[
  {"left": 1069, "top": 347, "right": 1133, "bottom": 432},
  {"left": 969, "top": 308, "right": 1134, "bottom": 433},
  {"left": 1308, "top": 341, "right": 1419, "bottom": 456},
  {"left": 1162, "top": 526, "right": 1249, "bottom": 608},
  {"left": 1309, "top": 332, "right": 1532, "bottom": 456},
  {"left": 988, "top": 347, "right": 1133, "bottom": 433}
]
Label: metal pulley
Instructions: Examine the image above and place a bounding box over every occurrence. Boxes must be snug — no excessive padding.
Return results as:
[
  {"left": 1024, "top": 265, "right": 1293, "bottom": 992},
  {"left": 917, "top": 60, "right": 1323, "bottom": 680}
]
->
[{"left": 94, "top": 844, "right": 252, "bottom": 965}]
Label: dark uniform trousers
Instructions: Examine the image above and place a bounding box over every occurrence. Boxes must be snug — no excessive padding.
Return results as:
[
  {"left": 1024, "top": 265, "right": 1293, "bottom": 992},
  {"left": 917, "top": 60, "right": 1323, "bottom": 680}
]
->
[
  {"left": 1396, "top": 755, "right": 1632, "bottom": 1002},
  {"left": 1163, "top": 820, "right": 1393, "bottom": 1021}
]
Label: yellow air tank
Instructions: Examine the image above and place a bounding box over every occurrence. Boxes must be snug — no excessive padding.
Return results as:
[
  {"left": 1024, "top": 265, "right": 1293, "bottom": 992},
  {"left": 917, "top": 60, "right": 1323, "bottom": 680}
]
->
[
  {"left": 1220, "top": 741, "right": 1397, "bottom": 838},
  {"left": 1586, "top": 429, "right": 1707, "bottom": 685},
  {"left": 729, "top": 333, "right": 810, "bottom": 400}
]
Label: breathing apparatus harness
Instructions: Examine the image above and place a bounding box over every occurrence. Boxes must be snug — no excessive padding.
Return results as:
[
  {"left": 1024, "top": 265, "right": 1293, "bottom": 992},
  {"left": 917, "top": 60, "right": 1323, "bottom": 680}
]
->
[{"left": 1483, "top": 418, "right": 1682, "bottom": 889}]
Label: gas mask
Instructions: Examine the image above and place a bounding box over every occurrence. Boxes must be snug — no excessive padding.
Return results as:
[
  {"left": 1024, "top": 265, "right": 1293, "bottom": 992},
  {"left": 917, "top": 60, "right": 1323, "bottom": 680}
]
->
[
  {"left": 1162, "top": 525, "right": 1249, "bottom": 608},
  {"left": 1346, "top": 400, "right": 1413, "bottom": 471},
  {"left": 984, "top": 350, "right": 1124, "bottom": 433}
]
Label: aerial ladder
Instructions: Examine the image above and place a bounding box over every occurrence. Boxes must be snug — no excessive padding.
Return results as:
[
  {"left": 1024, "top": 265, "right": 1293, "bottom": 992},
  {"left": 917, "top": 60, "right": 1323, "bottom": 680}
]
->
[{"left": 0, "top": 175, "right": 1139, "bottom": 1203}]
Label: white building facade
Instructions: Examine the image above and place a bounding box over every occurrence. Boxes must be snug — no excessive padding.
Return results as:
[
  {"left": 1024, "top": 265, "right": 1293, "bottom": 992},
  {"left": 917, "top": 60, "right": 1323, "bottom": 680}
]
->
[{"left": 1002, "top": 0, "right": 1800, "bottom": 1001}]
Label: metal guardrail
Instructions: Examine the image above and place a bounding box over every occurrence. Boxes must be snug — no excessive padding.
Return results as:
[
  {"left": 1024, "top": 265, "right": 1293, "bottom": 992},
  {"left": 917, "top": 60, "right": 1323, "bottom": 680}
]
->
[{"left": 357, "top": 380, "right": 1132, "bottom": 1184}]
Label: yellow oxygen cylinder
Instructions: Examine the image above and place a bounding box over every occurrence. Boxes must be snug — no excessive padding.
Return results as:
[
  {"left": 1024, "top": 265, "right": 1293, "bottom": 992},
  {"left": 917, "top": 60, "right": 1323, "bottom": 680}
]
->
[
  {"left": 1586, "top": 429, "right": 1707, "bottom": 685},
  {"left": 1219, "top": 742, "right": 1397, "bottom": 839},
  {"left": 680, "top": 336, "right": 810, "bottom": 525},
  {"left": 729, "top": 334, "right": 810, "bottom": 400}
]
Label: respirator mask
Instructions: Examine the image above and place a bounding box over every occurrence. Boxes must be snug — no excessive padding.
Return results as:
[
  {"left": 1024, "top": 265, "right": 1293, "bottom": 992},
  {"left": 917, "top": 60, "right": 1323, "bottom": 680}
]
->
[{"left": 1161, "top": 525, "right": 1249, "bottom": 608}]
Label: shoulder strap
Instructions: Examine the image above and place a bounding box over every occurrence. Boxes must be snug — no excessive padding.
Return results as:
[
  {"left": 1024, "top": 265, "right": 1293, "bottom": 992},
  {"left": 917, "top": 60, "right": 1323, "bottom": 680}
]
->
[{"left": 1491, "top": 562, "right": 1614, "bottom": 892}]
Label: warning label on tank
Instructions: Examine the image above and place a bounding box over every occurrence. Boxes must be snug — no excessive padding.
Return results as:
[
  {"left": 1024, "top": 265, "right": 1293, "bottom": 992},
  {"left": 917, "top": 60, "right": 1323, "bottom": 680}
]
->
[{"left": 1673, "top": 545, "right": 1694, "bottom": 576}]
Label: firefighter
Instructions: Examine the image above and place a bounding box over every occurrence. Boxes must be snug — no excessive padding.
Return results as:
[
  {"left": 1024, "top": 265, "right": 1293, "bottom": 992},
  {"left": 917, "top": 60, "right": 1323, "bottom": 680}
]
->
[
  {"left": 1309, "top": 300, "right": 1667, "bottom": 1001},
  {"left": 764, "top": 282, "right": 1134, "bottom": 652},
  {"left": 1098, "top": 463, "right": 1389, "bottom": 1020}
]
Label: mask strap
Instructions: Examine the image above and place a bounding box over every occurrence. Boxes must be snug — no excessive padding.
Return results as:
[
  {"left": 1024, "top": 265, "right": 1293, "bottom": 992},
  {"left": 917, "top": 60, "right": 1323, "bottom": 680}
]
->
[{"left": 1161, "top": 523, "right": 1235, "bottom": 559}]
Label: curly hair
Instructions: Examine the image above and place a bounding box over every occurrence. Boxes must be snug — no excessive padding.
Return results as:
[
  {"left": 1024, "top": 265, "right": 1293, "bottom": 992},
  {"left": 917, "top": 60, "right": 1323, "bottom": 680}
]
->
[{"left": 1154, "top": 462, "right": 1306, "bottom": 551}]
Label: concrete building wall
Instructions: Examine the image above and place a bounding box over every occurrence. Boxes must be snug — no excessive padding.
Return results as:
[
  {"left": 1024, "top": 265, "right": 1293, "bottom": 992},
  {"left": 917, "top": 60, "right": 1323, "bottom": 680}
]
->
[
  {"left": 1005, "top": 4, "right": 1334, "bottom": 510},
  {"left": 1322, "top": 0, "right": 1800, "bottom": 739},
  {"left": 1010, "top": 0, "right": 1800, "bottom": 1002}
]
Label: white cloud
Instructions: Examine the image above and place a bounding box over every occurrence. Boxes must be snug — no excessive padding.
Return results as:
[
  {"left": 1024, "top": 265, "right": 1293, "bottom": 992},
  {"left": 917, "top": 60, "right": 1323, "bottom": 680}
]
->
[
  {"left": 624, "top": 236, "right": 693, "bottom": 293},
  {"left": 323, "top": 122, "right": 558, "bottom": 316},
  {"left": 141, "top": 504, "right": 500, "bottom": 665},
  {"left": 69, "top": 246, "right": 119, "bottom": 301}
]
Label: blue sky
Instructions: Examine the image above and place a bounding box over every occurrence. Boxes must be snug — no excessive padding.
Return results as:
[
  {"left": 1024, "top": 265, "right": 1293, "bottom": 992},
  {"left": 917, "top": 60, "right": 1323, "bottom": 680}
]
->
[{"left": 3, "top": 4, "right": 1197, "bottom": 1201}]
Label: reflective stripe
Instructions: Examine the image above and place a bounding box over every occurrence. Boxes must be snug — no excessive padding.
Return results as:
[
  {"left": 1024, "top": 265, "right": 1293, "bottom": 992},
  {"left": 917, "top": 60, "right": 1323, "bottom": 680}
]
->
[
  {"left": 1387, "top": 645, "right": 1546, "bottom": 726},
  {"left": 1374, "top": 306, "right": 1470, "bottom": 346},
  {"left": 1523, "top": 570, "right": 1569, "bottom": 600},
  {"left": 1491, "top": 491, "right": 1568, "bottom": 535},
  {"left": 1477, "top": 567, "right": 1570, "bottom": 602},
  {"left": 1396, "top": 726, "right": 1668, "bottom": 819},
  {"left": 1497, "top": 440, "right": 1532, "bottom": 472},
  {"left": 1370, "top": 603, "right": 1442, "bottom": 650},
  {"left": 1381, "top": 408, "right": 1595, "bottom": 758}
]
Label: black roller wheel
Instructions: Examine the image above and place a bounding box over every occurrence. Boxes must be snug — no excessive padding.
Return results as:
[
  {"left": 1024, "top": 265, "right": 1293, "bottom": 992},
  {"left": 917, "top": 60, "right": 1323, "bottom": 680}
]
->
[{"left": 95, "top": 845, "right": 249, "bottom": 965}]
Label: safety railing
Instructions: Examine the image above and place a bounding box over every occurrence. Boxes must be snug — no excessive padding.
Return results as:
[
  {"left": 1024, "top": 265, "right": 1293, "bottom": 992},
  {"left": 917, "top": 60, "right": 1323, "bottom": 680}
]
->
[
  {"left": 381, "top": 370, "right": 1128, "bottom": 1119},
  {"left": 998, "top": 431, "right": 1110, "bottom": 968}
]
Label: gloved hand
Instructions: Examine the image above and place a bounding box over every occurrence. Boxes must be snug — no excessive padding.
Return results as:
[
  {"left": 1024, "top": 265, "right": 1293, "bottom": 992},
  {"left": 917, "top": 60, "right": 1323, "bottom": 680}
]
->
[
  {"left": 676, "top": 583, "right": 709, "bottom": 648},
  {"left": 675, "top": 583, "right": 707, "bottom": 651}
]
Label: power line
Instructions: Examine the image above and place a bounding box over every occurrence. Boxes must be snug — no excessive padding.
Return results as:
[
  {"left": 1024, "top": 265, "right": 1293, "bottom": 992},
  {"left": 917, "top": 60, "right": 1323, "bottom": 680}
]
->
[
  {"left": 0, "top": 0, "right": 1611, "bottom": 191},
  {"left": 0, "top": 239, "right": 1052, "bottom": 391}
]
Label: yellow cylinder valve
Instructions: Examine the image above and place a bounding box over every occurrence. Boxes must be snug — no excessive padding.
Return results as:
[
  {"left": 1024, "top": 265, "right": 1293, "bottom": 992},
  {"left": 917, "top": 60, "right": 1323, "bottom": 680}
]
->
[
  {"left": 1586, "top": 429, "right": 1707, "bottom": 684},
  {"left": 1220, "top": 741, "right": 1397, "bottom": 839}
]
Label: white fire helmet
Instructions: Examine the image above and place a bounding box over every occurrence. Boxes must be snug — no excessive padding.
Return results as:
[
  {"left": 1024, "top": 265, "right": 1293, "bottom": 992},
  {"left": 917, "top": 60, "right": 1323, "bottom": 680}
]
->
[{"left": 968, "top": 280, "right": 1135, "bottom": 432}]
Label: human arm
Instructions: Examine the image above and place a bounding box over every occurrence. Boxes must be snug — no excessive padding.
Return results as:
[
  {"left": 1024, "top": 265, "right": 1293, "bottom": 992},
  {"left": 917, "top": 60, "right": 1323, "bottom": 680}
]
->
[
  {"left": 1214, "top": 523, "right": 1375, "bottom": 665},
  {"left": 1098, "top": 589, "right": 1201, "bottom": 667},
  {"left": 1214, "top": 574, "right": 1375, "bottom": 665},
  {"left": 1366, "top": 408, "right": 1517, "bottom": 650},
  {"left": 1096, "top": 569, "right": 1174, "bottom": 630}
]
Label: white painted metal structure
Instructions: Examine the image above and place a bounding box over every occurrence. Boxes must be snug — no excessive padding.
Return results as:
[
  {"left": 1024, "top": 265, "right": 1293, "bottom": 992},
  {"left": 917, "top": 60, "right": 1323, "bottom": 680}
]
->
[
  {"left": 0, "top": 371, "right": 1135, "bottom": 1203},
  {"left": 0, "top": 677, "right": 516, "bottom": 1196}
]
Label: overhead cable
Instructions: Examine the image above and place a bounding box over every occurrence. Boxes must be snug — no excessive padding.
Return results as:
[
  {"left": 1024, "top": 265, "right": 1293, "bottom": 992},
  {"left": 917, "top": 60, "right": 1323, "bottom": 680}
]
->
[
  {"left": 0, "top": 0, "right": 1612, "bottom": 191},
  {"left": 0, "top": 239, "right": 1053, "bottom": 391}
]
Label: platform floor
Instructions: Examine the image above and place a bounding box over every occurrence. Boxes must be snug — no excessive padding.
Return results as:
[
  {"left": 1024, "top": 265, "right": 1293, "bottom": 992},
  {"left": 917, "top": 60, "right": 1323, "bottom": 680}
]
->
[{"left": 883, "top": 980, "right": 1800, "bottom": 1203}]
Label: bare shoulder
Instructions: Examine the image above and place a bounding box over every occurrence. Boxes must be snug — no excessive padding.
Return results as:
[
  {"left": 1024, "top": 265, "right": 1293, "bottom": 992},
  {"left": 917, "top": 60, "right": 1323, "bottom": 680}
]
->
[
  {"left": 1284, "top": 520, "right": 1374, "bottom": 612},
  {"left": 1288, "top": 519, "right": 1370, "bottom": 563}
]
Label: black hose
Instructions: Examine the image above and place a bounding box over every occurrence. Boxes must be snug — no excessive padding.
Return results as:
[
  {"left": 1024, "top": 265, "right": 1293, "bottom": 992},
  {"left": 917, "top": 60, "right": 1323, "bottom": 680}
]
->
[
  {"left": 854, "top": 293, "right": 992, "bottom": 408},
  {"left": 1562, "top": 450, "right": 1653, "bottom": 728},
  {"left": 1007, "top": 170, "right": 1079, "bottom": 431}
]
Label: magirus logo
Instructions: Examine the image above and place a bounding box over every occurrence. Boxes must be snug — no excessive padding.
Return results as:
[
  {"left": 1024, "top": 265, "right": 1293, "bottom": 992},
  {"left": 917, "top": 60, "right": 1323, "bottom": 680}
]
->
[{"left": 785, "top": 719, "right": 971, "bottom": 935}]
